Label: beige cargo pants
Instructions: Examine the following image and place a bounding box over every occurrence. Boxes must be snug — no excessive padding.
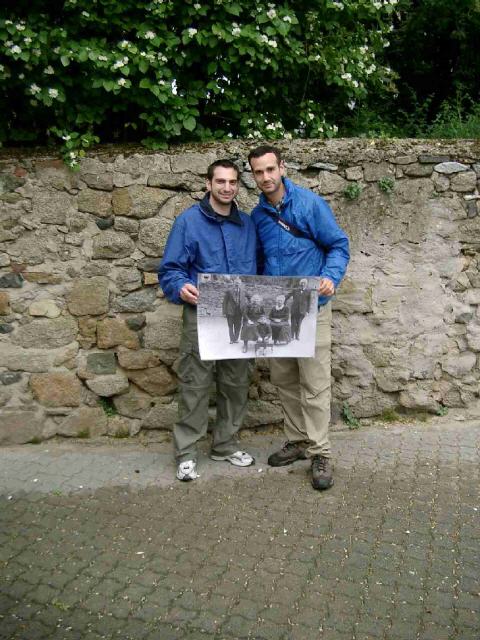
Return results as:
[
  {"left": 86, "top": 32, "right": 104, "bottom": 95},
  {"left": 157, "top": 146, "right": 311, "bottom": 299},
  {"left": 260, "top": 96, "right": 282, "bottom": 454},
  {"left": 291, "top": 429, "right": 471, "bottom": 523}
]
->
[{"left": 270, "top": 302, "right": 332, "bottom": 458}]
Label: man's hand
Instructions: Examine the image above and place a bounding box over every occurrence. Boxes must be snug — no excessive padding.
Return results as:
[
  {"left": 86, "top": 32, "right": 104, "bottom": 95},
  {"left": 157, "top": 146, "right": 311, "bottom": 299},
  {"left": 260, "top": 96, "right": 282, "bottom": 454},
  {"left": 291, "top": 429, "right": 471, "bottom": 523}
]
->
[
  {"left": 318, "top": 277, "right": 335, "bottom": 297},
  {"left": 180, "top": 283, "right": 199, "bottom": 305}
]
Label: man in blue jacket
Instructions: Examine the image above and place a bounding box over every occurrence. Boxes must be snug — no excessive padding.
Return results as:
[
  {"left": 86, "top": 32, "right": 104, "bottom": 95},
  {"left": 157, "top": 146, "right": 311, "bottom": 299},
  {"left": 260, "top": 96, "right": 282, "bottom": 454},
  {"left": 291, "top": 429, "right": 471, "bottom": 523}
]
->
[
  {"left": 248, "top": 146, "right": 350, "bottom": 490},
  {"left": 159, "top": 159, "right": 256, "bottom": 481}
]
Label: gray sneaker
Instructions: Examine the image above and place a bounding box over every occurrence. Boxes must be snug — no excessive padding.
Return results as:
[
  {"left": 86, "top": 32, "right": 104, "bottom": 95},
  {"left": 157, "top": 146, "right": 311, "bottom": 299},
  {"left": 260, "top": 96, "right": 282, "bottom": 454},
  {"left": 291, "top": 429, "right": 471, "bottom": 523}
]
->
[
  {"left": 311, "top": 455, "right": 334, "bottom": 490},
  {"left": 176, "top": 460, "right": 198, "bottom": 481},
  {"left": 267, "top": 441, "right": 308, "bottom": 467}
]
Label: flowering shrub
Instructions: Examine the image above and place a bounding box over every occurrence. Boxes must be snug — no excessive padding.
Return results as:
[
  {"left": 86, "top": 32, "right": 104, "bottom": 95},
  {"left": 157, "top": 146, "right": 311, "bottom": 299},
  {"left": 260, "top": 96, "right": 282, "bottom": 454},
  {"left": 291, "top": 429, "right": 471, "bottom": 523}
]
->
[{"left": 0, "top": 0, "right": 402, "bottom": 166}]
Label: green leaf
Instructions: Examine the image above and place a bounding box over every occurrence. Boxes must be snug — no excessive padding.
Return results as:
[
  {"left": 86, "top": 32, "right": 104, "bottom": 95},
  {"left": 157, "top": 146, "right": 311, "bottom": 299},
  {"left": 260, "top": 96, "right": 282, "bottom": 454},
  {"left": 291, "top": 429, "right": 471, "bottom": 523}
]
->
[
  {"left": 60, "top": 56, "right": 70, "bottom": 67},
  {"left": 183, "top": 116, "right": 196, "bottom": 131}
]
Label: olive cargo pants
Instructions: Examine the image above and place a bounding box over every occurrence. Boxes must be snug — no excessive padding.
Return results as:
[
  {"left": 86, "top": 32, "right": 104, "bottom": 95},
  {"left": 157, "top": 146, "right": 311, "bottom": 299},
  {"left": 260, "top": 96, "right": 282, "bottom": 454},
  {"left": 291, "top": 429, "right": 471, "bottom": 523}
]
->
[{"left": 174, "top": 305, "right": 250, "bottom": 462}]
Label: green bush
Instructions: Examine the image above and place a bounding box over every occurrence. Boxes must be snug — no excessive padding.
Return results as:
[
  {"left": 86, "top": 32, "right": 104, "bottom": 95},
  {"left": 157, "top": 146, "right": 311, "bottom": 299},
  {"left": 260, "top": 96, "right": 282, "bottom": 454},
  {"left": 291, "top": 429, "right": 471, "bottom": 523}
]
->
[
  {"left": 0, "top": 1, "right": 402, "bottom": 165},
  {"left": 343, "top": 182, "right": 362, "bottom": 200}
]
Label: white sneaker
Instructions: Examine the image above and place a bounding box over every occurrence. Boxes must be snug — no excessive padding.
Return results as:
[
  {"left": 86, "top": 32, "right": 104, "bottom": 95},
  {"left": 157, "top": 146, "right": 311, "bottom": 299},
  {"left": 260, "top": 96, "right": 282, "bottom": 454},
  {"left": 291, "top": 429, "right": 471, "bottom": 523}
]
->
[
  {"left": 176, "top": 460, "right": 198, "bottom": 481},
  {"left": 210, "top": 451, "right": 255, "bottom": 467}
]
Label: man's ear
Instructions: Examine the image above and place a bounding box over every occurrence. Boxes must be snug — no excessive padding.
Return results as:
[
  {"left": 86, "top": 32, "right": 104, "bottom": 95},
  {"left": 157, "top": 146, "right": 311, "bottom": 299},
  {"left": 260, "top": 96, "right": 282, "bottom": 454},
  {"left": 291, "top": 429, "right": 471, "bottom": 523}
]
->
[
  {"left": 205, "top": 179, "right": 211, "bottom": 192},
  {"left": 279, "top": 160, "right": 286, "bottom": 176}
]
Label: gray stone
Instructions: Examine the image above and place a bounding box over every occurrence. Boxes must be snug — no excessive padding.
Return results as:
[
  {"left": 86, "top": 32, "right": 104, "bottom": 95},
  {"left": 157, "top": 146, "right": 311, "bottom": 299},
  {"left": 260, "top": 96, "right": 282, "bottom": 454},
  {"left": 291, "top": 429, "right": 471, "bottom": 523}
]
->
[
  {"left": 0, "top": 323, "right": 14, "bottom": 334},
  {"left": 78, "top": 189, "right": 112, "bottom": 217},
  {"left": 464, "top": 289, "right": 480, "bottom": 305},
  {"left": 315, "top": 172, "right": 346, "bottom": 195},
  {"left": 112, "top": 185, "right": 174, "bottom": 219},
  {"left": 126, "top": 366, "right": 176, "bottom": 396},
  {"left": 141, "top": 401, "right": 178, "bottom": 429},
  {"left": 56, "top": 406, "right": 108, "bottom": 437},
  {"left": 147, "top": 172, "right": 204, "bottom": 191},
  {"left": 0, "top": 292, "right": 11, "bottom": 315},
  {"left": 12, "top": 317, "right": 77, "bottom": 349},
  {"left": 144, "top": 305, "right": 183, "bottom": 350},
  {"left": 115, "top": 268, "right": 142, "bottom": 293},
  {"left": 113, "top": 384, "right": 153, "bottom": 418},
  {"left": 114, "top": 217, "right": 139, "bottom": 236},
  {"left": 442, "top": 352, "right": 476, "bottom": 378},
  {"left": 81, "top": 173, "right": 114, "bottom": 191},
  {"left": 28, "top": 299, "right": 61, "bottom": 318},
  {"left": 393, "top": 155, "right": 417, "bottom": 165},
  {"left": 32, "top": 190, "right": 76, "bottom": 225},
  {"left": 137, "top": 257, "right": 162, "bottom": 272},
  {"left": 86, "top": 373, "right": 129, "bottom": 397},
  {"left": 0, "top": 342, "right": 78, "bottom": 372},
  {"left": 309, "top": 162, "right": 339, "bottom": 171},
  {"left": 138, "top": 217, "right": 174, "bottom": 256},
  {"left": 113, "top": 288, "right": 157, "bottom": 313},
  {"left": 106, "top": 415, "right": 140, "bottom": 437},
  {"left": 345, "top": 166, "right": 363, "bottom": 180},
  {"left": 125, "top": 315, "right": 146, "bottom": 331},
  {"left": 87, "top": 352, "right": 117, "bottom": 375},
  {"left": 466, "top": 324, "right": 480, "bottom": 352},
  {"left": 432, "top": 172, "right": 450, "bottom": 192},
  {"left": 170, "top": 151, "right": 217, "bottom": 174},
  {"left": 243, "top": 400, "right": 283, "bottom": 429},
  {"left": 363, "top": 162, "right": 394, "bottom": 182},
  {"left": 434, "top": 162, "right": 469, "bottom": 174},
  {"left": 467, "top": 201, "right": 478, "bottom": 218},
  {"left": 450, "top": 171, "right": 477, "bottom": 192},
  {"left": 117, "top": 346, "right": 161, "bottom": 369},
  {"left": 0, "top": 253, "right": 10, "bottom": 267},
  {"left": 92, "top": 230, "right": 135, "bottom": 259},
  {"left": 97, "top": 317, "right": 140, "bottom": 349},
  {"left": 0, "top": 273, "right": 23, "bottom": 288},
  {"left": 0, "top": 372, "right": 22, "bottom": 385},
  {"left": 398, "top": 387, "right": 439, "bottom": 413},
  {"left": 403, "top": 164, "right": 433, "bottom": 177},
  {"left": 95, "top": 216, "right": 114, "bottom": 230},
  {"left": 0, "top": 410, "right": 43, "bottom": 444},
  {"left": 67, "top": 276, "right": 110, "bottom": 316}
]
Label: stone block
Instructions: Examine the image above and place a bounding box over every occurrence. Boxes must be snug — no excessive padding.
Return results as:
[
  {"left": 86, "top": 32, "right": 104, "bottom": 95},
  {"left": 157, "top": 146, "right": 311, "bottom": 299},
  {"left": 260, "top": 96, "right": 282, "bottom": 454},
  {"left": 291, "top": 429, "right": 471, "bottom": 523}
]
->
[
  {"left": 117, "top": 346, "right": 161, "bottom": 369},
  {"left": 0, "top": 372, "right": 22, "bottom": 385},
  {"left": 22, "top": 272, "right": 62, "bottom": 285},
  {"left": 143, "top": 305, "right": 183, "bottom": 350},
  {"left": 92, "top": 230, "right": 135, "bottom": 259},
  {"left": 115, "top": 268, "right": 142, "bottom": 293},
  {"left": 127, "top": 366, "right": 176, "bottom": 396},
  {"left": 363, "top": 162, "right": 394, "bottom": 182},
  {"left": 28, "top": 299, "right": 61, "bottom": 318},
  {"left": 144, "top": 272, "right": 159, "bottom": 286},
  {"left": 81, "top": 173, "right": 114, "bottom": 191},
  {"left": 398, "top": 386, "right": 439, "bottom": 413},
  {"left": 393, "top": 154, "right": 417, "bottom": 165},
  {"left": 137, "top": 257, "right": 162, "bottom": 273},
  {"left": 170, "top": 151, "right": 217, "bottom": 174},
  {"left": 12, "top": 317, "right": 78, "bottom": 349},
  {"left": 138, "top": 217, "right": 174, "bottom": 256},
  {"left": 403, "top": 164, "right": 433, "bottom": 177},
  {"left": 442, "top": 352, "right": 476, "bottom": 378},
  {"left": 30, "top": 371, "right": 82, "bottom": 407},
  {"left": 450, "top": 171, "right": 477, "bottom": 192},
  {"left": 97, "top": 317, "right": 140, "bottom": 349},
  {"left": 107, "top": 415, "right": 140, "bottom": 436},
  {"left": 141, "top": 401, "right": 178, "bottom": 429},
  {"left": 147, "top": 172, "right": 204, "bottom": 191},
  {"left": 0, "top": 322, "right": 13, "bottom": 334},
  {"left": 315, "top": 172, "right": 346, "bottom": 195},
  {"left": 87, "top": 352, "right": 117, "bottom": 375},
  {"left": 114, "top": 217, "right": 139, "bottom": 236},
  {"left": 95, "top": 216, "right": 114, "bottom": 229},
  {"left": 86, "top": 373, "right": 129, "bottom": 397},
  {"left": 418, "top": 154, "right": 449, "bottom": 164},
  {"left": 0, "top": 410, "right": 44, "bottom": 444},
  {"left": 112, "top": 185, "right": 174, "bottom": 219},
  {"left": 113, "top": 288, "right": 157, "bottom": 313},
  {"left": 0, "top": 292, "right": 10, "bottom": 315},
  {"left": 113, "top": 384, "right": 153, "bottom": 418},
  {"left": 242, "top": 400, "right": 283, "bottom": 429},
  {"left": 0, "top": 343, "right": 76, "bottom": 372},
  {"left": 345, "top": 166, "right": 363, "bottom": 180},
  {"left": 67, "top": 276, "right": 109, "bottom": 316},
  {"left": 0, "top": 273, "right": 23, "bottom": 288},
  {"left": 32, "top": 190, "right": 76, "bottom": 225},
  {"left": 77, "top": 189, "right": 112, "bottom": 217},
  {"left": 125, "top": 315, "right": 146, "bottom": 331},
  {"left": 56, "top": 406, "right": 108, "bottom": 437}
]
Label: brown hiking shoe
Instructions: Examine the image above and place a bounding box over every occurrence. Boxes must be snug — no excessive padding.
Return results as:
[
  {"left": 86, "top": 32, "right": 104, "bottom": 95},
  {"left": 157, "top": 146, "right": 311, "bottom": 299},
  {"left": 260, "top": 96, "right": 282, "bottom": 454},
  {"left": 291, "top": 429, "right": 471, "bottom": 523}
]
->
[
  {"left": 311, "top": 455, "right": 334, "bottom": 490},
  {"left": 268, "top": 441, "right": 308, "bottom": 467}
]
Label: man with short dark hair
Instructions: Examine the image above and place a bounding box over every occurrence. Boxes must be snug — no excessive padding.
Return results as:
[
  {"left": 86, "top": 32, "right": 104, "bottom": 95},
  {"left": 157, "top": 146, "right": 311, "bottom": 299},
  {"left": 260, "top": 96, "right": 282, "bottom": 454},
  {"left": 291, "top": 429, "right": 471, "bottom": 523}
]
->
[
  {"left": 159, "top": 159, "right": 256, "bottom": 481},
  {"left": 248, "top": 145, "right": 350, "bottom": 490},
  {"left": 286, "top": 278, "right": 311, "bottom": 340}
]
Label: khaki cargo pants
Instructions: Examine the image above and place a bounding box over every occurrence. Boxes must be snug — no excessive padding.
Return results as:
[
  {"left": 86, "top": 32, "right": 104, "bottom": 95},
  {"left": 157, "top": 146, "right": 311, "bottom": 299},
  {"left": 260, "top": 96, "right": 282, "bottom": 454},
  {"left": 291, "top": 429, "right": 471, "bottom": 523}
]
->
[
  {"left": 270, "top": 302, "right": 332, "bottom": 458},
  {"left": 174, "top": 305, "right": 250, "bottom": 463}
]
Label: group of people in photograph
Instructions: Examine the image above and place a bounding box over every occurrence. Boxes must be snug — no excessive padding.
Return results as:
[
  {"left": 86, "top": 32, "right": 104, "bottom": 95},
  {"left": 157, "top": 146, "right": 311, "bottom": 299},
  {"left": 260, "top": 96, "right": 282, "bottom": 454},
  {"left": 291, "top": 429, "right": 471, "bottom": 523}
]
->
[
  {"left": 222, "top": 279, "right": 311, "bottom": 355},
  {"left": 159, "top": 145, "right": 350, "bottom": 490}
]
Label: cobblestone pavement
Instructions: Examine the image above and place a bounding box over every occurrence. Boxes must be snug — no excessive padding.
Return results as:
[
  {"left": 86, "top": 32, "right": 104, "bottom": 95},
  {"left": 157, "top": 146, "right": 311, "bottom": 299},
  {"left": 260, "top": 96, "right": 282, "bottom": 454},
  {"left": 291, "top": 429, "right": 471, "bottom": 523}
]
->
[{"left": 0, "top": 420, "right": 479, "bottom": 640}]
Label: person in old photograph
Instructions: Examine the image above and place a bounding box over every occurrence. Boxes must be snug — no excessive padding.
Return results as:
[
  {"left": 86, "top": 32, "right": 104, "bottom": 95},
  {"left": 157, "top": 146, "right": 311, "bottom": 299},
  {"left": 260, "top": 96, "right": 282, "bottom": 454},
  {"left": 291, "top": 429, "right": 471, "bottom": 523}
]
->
[
  {"left": 248, "top": 145, "right": 350, "bottom": 491},
  {"left": 255, "top": 314, "right": 272, "bottom": 356},
  {"left": 286, "top": 278, "right": 311, "bottom": 340},
  {"left": 222, "top": 277, "right": 245, "bottom": 343},
  {"left": 158, "top": 159, "right": 256, "bottom": 482},
  {"left": 269, "top": 294, "right": 291, "bottom": 345},
  {"left": 241, "top": 293, "right": 265, "bottom": 353}
]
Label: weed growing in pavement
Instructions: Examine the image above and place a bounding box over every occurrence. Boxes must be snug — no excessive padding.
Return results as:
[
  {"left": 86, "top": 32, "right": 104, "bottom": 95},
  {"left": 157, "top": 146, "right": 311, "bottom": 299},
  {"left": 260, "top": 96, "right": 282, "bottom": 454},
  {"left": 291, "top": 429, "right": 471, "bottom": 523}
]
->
[{"left": 342, "top": 402, "right": 360, "bottom": 429}]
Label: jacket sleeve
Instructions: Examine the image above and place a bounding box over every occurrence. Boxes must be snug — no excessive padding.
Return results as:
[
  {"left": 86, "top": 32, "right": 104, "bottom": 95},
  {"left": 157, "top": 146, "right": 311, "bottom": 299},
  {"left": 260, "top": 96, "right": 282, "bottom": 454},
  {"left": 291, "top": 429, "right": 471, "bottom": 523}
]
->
[
  {"left": 307, "top": 197, "right": 350, "bottom": 288},
  {"left": 158, "top": 217, "right": 194, "bottom": 305}
]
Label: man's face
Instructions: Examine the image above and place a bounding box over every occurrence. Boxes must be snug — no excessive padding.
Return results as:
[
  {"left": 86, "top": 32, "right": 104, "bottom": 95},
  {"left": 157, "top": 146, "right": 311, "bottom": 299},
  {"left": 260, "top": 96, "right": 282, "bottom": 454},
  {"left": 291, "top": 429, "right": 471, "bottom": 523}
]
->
[
  {"left": 249, "top": 153, "right": 285, "bottom": 199},
  {"left": 206, "top": 167, "right": 239, "bottom": 207}
]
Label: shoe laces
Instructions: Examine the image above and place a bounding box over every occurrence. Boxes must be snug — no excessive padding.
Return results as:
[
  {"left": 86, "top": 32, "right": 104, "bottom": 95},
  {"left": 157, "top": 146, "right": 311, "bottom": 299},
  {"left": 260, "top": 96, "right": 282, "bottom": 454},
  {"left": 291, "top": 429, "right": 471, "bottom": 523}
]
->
[{"left": 312, "top": 455, "right": 328, "bottom": 472}]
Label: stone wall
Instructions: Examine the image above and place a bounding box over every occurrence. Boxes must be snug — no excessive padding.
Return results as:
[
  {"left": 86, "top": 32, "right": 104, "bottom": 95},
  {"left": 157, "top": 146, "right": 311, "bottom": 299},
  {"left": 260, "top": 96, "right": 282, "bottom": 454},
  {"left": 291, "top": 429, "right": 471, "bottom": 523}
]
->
[{"left": 1, "top": 139, "right": 479, "bottom": 444}]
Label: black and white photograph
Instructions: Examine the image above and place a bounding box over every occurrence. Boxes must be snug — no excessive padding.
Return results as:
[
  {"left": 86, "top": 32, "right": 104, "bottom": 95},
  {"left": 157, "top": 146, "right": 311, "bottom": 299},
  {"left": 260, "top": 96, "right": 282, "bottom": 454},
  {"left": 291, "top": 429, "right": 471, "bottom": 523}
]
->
[{"left": 197, "top": 274, "right": 319, "bottom": 360}]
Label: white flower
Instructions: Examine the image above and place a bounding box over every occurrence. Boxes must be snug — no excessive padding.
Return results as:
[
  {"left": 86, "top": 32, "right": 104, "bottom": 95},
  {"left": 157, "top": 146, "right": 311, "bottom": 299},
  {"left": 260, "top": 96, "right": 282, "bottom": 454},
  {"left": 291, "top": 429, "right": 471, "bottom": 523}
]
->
[
  {"left": 44, "top": 65, "right": 54, "bottom": 74},
  {"left": 194, "top": 2, "right": 201, "bottom": 8},
  {"left": 232, "top": 27, "right": 241, "bottom": 36},
  {"left": 4, "top": 20, "right": 12, "bottom": 25},
  {"left": 267, "top": 9, "right": 276, "bottom": 19},
  {"left": 352, "top": 80, "right": 359, "bottom": 88},
  {"left": 187, "top": 28, "right": 197, "bottom": 37},
  {"left": 119, "top": 40, "right": 130, "bottom": 48},
  {"left": 383, "top": 40, "right": 390, "bottom": 47},
  {"left": 10, "top": 45, "right": 22, "bottom": 54},
  {"left": 171, "top": 79, "right": 178, "bottom": 95},
  {"left": 264, "top": 57, "right": 271, "bottom": 64},
  {"left": 48, "top": 88, "right": 59, "bottom": 98},
  {"left": 332, "top": 1, "right": 344, "bottom": 8},
  {"left": 53, "top": 47, "right": 60, "bottom": 54},
  {"left": 0, "top": 64, "right": 4, "bottom": 73},
  {"left": 283, "top": 15, "right": 292, "bottom": 23},
  {"left": 268, "top": 40, "right": 277, "bottom": 48},
  {"left": 260, "top": 34, "right": 269, "bottom": 43},
  {"left": 29, "top": 83, "right": 41, "bottom": 94},
  {"left": 348, "top": 100, "right": 356, "bottom": 110},
  {"left": 32, "top": 49, "right": 41, "bottom": 56},
  {"left": 5, "top": 41, "right": 13, "bottom": 47},
  {"left": 373, "top": 1, "right": 382, "bottom": 8},
  {"left": 16, "top": 23, "right": 26, "bottom": 31},
  {"left": 118, "top": 78, "right": 127, "bottom": 86},
  {"left": 341, "top": 72, "right": 352, "bottom": 81},
  {"left": 158, "top": 53, "right": 168, "bottom": 62},
  {"left": 23, "top": 37, "right": 32, "bottom": 44},
  {"left": 98, "top": 55, "right": 108, "bottom": 62},
  {"left": 144, "top": 31, "right": 156, "bottom": 39},
  {"left": 69, "top": 151, "right": 77, "bottom": 159},
  {"left": 62, "top": 134, "right": 71, "bottom": 141},
  {"left": 81, "top": 11, "right": 90, "bottom": 17}
]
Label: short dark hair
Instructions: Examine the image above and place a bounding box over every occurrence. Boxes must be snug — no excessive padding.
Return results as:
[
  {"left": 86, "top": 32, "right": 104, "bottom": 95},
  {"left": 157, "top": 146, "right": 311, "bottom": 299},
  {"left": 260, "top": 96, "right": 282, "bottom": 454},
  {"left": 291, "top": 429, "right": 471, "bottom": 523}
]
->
[
  {"left": 207, "top": 159, "right": 240, "bottom": 181},
  {"left": 247, "top": 145, "right": 283, "bottom": 167}
]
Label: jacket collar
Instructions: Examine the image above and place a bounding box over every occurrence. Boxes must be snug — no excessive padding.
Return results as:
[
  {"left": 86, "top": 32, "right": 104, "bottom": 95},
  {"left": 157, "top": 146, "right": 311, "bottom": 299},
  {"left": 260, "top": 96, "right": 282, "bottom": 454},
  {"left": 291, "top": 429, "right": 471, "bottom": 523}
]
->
[{"left": 199, "top": 193, "right": 242, "bottom": 225}]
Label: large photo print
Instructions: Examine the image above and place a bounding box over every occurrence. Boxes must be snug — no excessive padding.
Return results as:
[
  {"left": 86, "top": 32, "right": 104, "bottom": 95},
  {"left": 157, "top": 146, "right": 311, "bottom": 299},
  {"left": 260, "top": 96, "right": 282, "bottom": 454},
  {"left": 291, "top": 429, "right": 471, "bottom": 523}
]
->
[{"left": 197, "top": 274, "right": 319, "bottom": 360}]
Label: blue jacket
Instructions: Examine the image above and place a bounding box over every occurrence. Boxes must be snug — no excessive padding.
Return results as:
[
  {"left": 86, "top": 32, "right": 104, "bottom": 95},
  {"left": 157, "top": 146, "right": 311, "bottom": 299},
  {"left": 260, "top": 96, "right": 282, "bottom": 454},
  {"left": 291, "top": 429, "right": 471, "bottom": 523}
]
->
[
  {"left": 159, "top": 195, "right": 257, "bottom": 304},
  {"left": 251, "top": 178, "right": 350, "bottom": 306}
]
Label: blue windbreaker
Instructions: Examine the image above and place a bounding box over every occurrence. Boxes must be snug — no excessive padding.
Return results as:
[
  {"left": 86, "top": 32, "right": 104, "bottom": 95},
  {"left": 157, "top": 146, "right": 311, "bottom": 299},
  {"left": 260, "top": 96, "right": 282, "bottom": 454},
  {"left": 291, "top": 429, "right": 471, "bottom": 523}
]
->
[
  {"left": 159, "top": 195, "right": 257, "bottom": 304},
  {"left": 251, "top": 177, "right": 350, "bottom": 306}
]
